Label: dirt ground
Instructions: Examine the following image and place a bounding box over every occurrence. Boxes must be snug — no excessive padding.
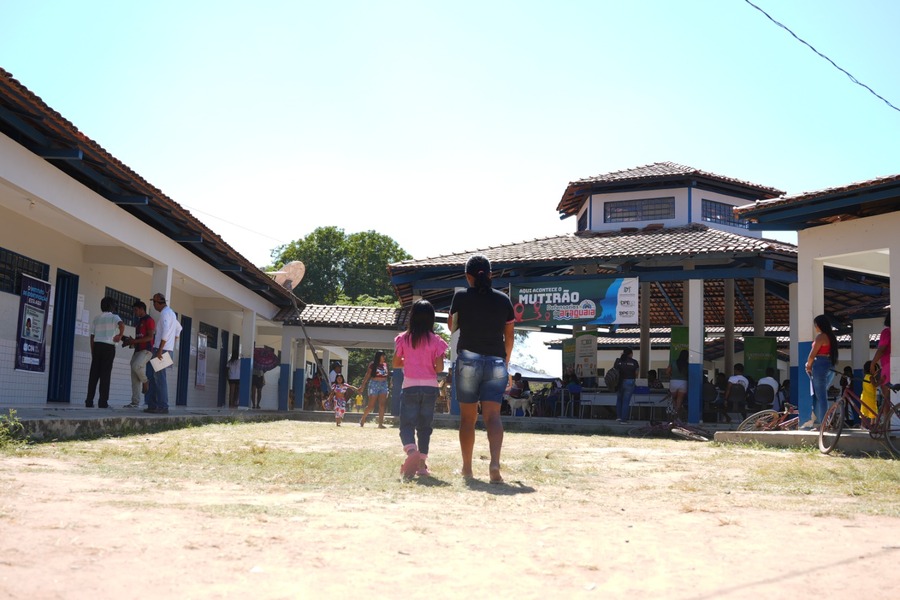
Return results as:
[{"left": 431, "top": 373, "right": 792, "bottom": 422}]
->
[{"left": 0, "top": 420, "right": 898, "bottom": 599}]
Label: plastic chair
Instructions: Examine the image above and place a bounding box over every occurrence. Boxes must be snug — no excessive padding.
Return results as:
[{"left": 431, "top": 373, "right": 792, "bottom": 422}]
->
[
  {"left": 726, "top": 384, "right": 748, "bottom": 419},
  {"left": 753, "top": 385, "right": 775, "bottom": 410}
]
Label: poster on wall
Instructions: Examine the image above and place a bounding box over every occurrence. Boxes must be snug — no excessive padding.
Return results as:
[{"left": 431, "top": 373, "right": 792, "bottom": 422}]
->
[
  {"left": 510, "top": 278, "right": 639, "bottom": 327},
  {"left": 743, "top": 336, "right": 776, "bottom": 381},
  {"left": 195, "top": 333, "right": 207, "bottom": 389},
  {"left": 15, "top": 274, "right": 51, "bottom": 373}
]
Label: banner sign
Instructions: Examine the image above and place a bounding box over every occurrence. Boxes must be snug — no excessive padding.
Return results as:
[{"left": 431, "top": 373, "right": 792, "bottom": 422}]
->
[
  {"left": 743, "top": 336, "right": 776, "bottom": 381},
  {"left": 510, "top": 278, "right": 639, "bottom": 327},
  {"left": 670, "top": 326, "right": 689, "bottom": 363},
  {"left": 16, "top": 274, "right": 51, "bottom": 372},
  {"left": 574, "top": 332, "right": 598, "bottom": 385}
]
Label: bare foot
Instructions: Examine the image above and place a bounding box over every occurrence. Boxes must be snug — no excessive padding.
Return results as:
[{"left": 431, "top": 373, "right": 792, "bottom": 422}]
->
[
  {"left": 489, "top": 463, "right": 503, "bottom": 484},
  {"left": 460, "top": 467, "right": 474, "bottom": 479}
]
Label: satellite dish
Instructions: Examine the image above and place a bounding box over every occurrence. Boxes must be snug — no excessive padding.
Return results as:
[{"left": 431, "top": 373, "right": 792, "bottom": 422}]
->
[{"left": 272, "top": 261, "right": 306, "bottom": 291}]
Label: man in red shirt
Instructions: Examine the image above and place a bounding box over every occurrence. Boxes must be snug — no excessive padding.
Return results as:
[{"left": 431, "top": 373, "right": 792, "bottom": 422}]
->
[{"left": 122, "top": 300, "right": 156, "bottom": 408}]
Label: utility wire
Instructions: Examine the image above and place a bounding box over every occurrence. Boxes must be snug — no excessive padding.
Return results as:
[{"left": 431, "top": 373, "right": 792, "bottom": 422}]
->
[
  {"left": 744, "top": 0, "right": 900, "bottom": 114},
  {"left": 183, "top": 203, "right": 288, "bottom": 245}
]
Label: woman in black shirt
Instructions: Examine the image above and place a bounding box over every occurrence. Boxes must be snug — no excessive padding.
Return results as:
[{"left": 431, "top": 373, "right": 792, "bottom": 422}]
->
[{"left": 448, "top": 254, "right": 515, "bottom": 484}]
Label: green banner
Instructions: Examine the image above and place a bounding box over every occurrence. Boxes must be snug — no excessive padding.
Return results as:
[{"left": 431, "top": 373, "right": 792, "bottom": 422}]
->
[
  {"left": 670, "top": 326, "right": 689, "bottom": 366},
  {"left": 510, "top": 278, "right": 638, "bottom": 327},
  {"left": 743, "top": 336, "right": 776, "bottom": 381}
]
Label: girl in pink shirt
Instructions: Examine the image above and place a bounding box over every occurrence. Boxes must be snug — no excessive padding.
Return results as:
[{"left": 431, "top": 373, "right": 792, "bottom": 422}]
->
[{"left": 394, "top": 300, "right": 448, "bottom": 479}]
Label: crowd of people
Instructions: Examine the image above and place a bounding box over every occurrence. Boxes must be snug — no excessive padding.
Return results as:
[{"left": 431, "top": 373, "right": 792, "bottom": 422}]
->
[
  {"left": 269, "top": 302, "right": 897, "bottom": 492},
  {"left": 83, "top": 292, "right": 282, "bottom": 413}
]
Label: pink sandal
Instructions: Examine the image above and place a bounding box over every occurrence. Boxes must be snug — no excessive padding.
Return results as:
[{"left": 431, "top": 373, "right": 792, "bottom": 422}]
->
[{"left": 400, "top": 445, "right": 419, "bottom": 479}]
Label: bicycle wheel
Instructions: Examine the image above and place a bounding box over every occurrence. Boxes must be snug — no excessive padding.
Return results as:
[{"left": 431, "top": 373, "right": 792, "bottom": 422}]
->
[
  {"left": 738, "top": 410, "right": 780, "bottom": 432},
  {"left": 881, "top": 402, "right": 900, "bottom": 456},
  {"left": 818, "top": 399, "right": 844, "bottom": 454},
  {"left": 671, "top": 426, "right": 710, "bottom": 442}
]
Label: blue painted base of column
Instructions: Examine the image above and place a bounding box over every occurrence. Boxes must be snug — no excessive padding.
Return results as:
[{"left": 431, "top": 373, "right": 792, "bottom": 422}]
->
[
  {"left": 239, "top": 357, "right": 251, "bottom": 408},
  {"left": 687, "top": 363, "right": 703, "bottom": 423},
  {"left": 278, "top": 363, "right": 292, "bottom": 411}
]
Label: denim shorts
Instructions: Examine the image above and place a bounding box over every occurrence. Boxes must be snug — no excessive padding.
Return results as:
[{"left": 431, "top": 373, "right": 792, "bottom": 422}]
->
[
  {"left": 455, "top": 349, "right": 508, "bottom": 404},
  {"left": 368, "top": 379, "right": 389, "bottom": 396}
]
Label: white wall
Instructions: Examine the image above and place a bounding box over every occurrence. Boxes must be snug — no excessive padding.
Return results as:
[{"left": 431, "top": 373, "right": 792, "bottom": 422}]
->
[
  {"left": 581, "top": 186, "right": 761, "bottom": 237},
  {"left": 0, "top": 132, "right": 280, "bottom": 408}
]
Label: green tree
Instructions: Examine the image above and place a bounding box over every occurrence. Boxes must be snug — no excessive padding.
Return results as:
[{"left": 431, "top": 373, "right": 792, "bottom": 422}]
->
[
  {"left": 271, "top": 226, "right": 346, "bottom": 304},
  {"left": 344, "top": 231, "right": 411, "bottom": 300},
  {"left": 270, "top": 227, "right": 411, "bottom": 305}
]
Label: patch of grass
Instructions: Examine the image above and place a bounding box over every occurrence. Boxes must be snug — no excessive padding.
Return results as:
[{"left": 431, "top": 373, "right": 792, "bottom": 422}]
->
[
  {"left": 0, "top": 410, "right": 26, "bottom": 450},
  {"left": 7, "top": 420, "right": 900, "bottom": 520}
]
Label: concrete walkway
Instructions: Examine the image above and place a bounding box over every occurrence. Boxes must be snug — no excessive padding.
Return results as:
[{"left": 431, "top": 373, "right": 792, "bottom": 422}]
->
[{"left": 1, "top": 404, "right": 892, "bottom": 455}]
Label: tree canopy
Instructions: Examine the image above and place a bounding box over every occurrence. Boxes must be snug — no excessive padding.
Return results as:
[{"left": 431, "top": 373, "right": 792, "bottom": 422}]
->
[{"left": 270, "top": 227, "right": 411, "bottom": 305}]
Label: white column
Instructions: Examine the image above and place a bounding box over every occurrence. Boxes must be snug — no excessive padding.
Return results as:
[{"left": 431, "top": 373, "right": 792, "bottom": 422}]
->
[
  {"left": 797, "top": 235, "right": 824, "bottom": 424},
  {"left": 852, "top": 318, "right": 881, "bottom": 371},
  {"left": 687, "top": 278, "right": 705, "bottom": 423},
  {"left": 238, "top": 308, "right": 256, "bottom": 408},
  {"left": 890, "top": 240, "right": 900, "bottom": 387},
  {"left": 151, "top": 265, "right": 173, "bottom": 302}
]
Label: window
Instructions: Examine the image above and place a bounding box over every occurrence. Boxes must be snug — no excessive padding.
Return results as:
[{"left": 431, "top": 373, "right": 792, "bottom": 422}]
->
[
  {"left": 199, "top": 322, "right": 219, "bottom": 349},
  {"left": 604, "top": 197, "right": 675, "bottom": 223},
  {"left": 702, "top": 199, "right": 749, "bottom": 229},
  {"left": 0, "top": 247, "right": 50, "bottom": 295},
  {"left": 104, "top": 287, "right": 141, "bottom": 327},
  {"left": 577, "top": 211, "right": 588, "bottom": 232}
]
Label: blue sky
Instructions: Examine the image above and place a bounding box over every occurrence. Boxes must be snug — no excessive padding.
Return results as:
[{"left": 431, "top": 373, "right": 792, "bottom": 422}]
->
[{"left": 3, "top": 0, "right": 899, "bottom": 268}]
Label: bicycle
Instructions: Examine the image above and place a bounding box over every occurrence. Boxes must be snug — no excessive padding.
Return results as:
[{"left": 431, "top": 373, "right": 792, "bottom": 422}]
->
[
  {"left": 737, "top": 402, "right": 799, "bottom": 432},
  {"left": 627, "top": 393, "right": 713, "bottom": 442},
  {"left": 818, "top": 370, "right": 900, "bottom": 456}
]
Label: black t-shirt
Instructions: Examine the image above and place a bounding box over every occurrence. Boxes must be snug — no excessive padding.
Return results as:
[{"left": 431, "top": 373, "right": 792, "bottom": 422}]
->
[
  {"left": 615, "top": 356, "right": 639, "bottom": 379},
  {"left": 450, "top": 287, "right": 515, "bottom": 358}
]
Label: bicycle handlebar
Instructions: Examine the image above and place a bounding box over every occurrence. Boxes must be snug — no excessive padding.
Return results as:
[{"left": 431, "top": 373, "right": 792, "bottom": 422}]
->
[{"left": 829, "top": 368, "right": 900, "bottom": 391}]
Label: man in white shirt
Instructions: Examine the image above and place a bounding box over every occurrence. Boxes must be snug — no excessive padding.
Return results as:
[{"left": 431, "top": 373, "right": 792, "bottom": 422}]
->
[{"left": 146, "top": 292, "right": 180, "bottom": 414}]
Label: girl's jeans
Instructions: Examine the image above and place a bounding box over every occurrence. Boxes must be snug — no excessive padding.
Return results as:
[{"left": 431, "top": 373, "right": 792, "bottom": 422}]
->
[
  {"left": 399, "top": 386, "right": 438, "bottom": 455},
  {"left": 811, "top": 356, "right": 834, "bottom": 422}
]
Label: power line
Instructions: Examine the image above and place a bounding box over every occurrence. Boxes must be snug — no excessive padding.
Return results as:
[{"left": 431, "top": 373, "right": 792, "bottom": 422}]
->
[
  {"left": 182, "top": 203, "right": 288, "bottom": 245},
  {"left": 743, "top": 0, "right": 900, "bottom": 114}
]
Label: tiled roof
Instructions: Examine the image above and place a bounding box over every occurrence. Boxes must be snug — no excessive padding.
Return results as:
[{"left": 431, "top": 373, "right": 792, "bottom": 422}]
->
[
  {"left": 0, "top": 68, "right": 295, "bottom": 309},
  {"left": 734, "top": 172, "right": 900, "bottom": 220},
  {"left": 388, "top": 224, "right": 887, "bottom": 330},
  {"left": 557, "top": 161, "right": 784, "bottom": 217},
  {"left": 390, "top": 223, "right": 797, "bottom": 270},
  {"left": 274, "top": 304, "right": 410, "bottom": 329},
  {"left": 388, "top": 225, "right": 804, "bottom": 326}
]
